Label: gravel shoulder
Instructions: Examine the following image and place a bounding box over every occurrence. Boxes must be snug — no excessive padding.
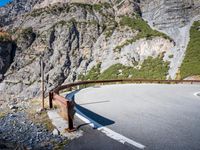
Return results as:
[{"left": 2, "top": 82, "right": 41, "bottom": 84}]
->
[
  {"left": 0, "top": 112, "right": 67, "bottom": 150},
  {"left": 0, "top": 97, "right": 70, "bottom": 150}
]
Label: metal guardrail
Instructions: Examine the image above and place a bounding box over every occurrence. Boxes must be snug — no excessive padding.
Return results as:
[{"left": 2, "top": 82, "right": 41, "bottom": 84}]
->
[{"left": 49, "top": 79, "right": 200, "bottom": 132}]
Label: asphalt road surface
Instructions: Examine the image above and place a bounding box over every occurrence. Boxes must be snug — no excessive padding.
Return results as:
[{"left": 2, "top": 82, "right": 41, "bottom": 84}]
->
[{"left": 73, "top": 84, "right": 200, "bottom": 150}]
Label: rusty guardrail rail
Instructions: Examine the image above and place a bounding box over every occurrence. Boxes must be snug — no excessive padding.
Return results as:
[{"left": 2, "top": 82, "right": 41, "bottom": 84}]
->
[{"left": 49, "top": 79, "right": 200, "bottom": 132}]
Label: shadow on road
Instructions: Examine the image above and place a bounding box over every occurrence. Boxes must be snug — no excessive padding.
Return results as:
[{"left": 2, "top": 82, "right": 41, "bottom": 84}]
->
[
  {"left": 76, "top": 104, "right": 115, "bottom": 128},
  {"left": 66, "top": 89, "right": 115, "bottom": 128}
]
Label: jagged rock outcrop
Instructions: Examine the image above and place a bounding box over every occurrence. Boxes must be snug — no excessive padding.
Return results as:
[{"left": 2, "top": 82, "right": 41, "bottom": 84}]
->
[
  {"left": 0, "top": 0, "right": 199, "bottom": 101},
  {"left": 140, "top": 0, "right": 200, "bottom": 29},
  {"left": 0, "top": 1, "right": 174, "bottom": 101},
  {"left": 0, "top": 0, "right": 43, "bottom": 28}
]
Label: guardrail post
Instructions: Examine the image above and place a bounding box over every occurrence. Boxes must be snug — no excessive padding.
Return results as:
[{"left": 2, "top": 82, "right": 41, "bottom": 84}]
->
[
  {"left": 49, "top": 92, "right": 53, "bottom": 109},
  {"left": 67, "top": 101, "right": 75, "bottom": 132}
]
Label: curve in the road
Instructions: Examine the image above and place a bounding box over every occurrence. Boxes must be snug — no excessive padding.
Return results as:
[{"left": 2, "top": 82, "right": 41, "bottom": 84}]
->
[{"left": 71, "top": 84, "right": 200, "bottom": 150}]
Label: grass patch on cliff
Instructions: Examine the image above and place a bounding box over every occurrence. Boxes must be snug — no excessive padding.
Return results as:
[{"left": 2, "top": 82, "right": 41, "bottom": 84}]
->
[
  {"left": 180, "top": 21, "right": 200, "bottom": 78},
  {"left": 79, "top": 56, "right": 169, "bottom": 80},
  {"left": 120, "top": 16, "right": 170, "bottom": 40},
  {"left": 78, "top": 63, "right": 101, "bottom": 80},
  {"left": 114, "top": 16, "right": 171, "bottom": 52},
  {"left": 28, "top": 2, "right": 112, "bottom": 18},
  {"left": 72, "top": 2, "right": 111, "bottom": 11},
  {"left": 28, "top": 4, "right": 70, "bottom": 17}
]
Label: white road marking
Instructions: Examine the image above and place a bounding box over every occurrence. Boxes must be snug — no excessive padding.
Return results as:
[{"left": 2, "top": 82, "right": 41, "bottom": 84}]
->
[
  {"left": 75, "top": 108, "right": 146, "bottom": 150},
  {"left": 194, "top": 92, "right": 200, "bottom": 98}
]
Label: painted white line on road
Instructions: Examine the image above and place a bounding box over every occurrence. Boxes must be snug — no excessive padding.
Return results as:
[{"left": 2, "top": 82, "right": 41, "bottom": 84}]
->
[
  {"left": 75, "top": 108, "right": 146, "bottom": 150},
  {"left": 194, "top": 92, "right": 200, "bottom": 98}
]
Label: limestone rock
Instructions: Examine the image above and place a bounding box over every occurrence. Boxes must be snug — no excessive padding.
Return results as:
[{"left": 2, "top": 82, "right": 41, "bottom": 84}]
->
[{"left": 0, "top": 0, "right": 199, "bottom": 101}]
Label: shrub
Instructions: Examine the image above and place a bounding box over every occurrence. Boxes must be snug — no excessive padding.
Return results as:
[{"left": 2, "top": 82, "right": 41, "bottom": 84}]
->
[
  {"left": 80, "top": 55, "right": 169, "bottom": 80},
  {"left": 114, "top": 16, "right": 172, "bottom": 52},
  {"left": 79, "top": 63, "right": 101, "bottom": 80}
]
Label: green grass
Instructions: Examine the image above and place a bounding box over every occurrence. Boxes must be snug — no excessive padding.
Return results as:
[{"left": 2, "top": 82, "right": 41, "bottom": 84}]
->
[
  {"left": 93, "top": 4, "right": 102, "bottom": 11},
  {"left": 180, "top": 21, "right": 200, "bottom": 78},
  {"left": 78, "top": 63, "right": 101, "bottom": 80},
  {"left": 80, "top": 55, "right": 169, "bottom": 80},
  {"left": 114, "top": 16, "right": 172, "bottom": 52},
  {"left": 28, "top": 4, "right": 70, "bottom": 17},
  {"left": 120, "top": 16, "right": 170, "bottom": 39}
]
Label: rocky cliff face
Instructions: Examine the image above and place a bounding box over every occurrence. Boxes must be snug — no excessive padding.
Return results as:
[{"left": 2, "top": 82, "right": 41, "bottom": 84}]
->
[
  {"left": 0, "top": 0, "right": 42, "bottom": 28},
  {"left": 140, "top": 0, "right": 200, "bottom": 78},
  {"left": 0, "top": 0, "right": 199, "bottom": 101}
]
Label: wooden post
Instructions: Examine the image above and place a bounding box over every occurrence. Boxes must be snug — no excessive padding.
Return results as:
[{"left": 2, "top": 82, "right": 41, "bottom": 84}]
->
[
  {"left": 67, "top": 101, "right": 75, "bottom": 132},
  {"left": 49, "top": 92, "right": 53, "bottom": 109},
  {"left": 41, "top": 57, "right": 45, "bottom": 110}
]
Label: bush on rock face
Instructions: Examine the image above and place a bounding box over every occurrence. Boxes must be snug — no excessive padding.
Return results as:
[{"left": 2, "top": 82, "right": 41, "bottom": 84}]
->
[
  {"left": 80, "top": 55, "right": 169, "bottom": 80},
  {"left": 180, "top": 21, "right": 200, "bottom": 78}
]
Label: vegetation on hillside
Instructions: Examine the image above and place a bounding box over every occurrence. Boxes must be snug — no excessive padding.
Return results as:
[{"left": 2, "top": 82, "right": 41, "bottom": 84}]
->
[
  {"left": 180, "top": 21, "right": 200, "bottom": 78},
  {"left": 78, "top": 63, "right": 101, "bottom": 80},
  {"left": 114, "top": 16, "right": 172, "bottom": 52},
  {"left": 28, "top": 4, "right": 70, "bottom": 17},
  {"left": 79, "top": 55, "right": 169, "bottom": 80},
  {"left": 28, "top": 2, "right": 112, "bottom": 18}
]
